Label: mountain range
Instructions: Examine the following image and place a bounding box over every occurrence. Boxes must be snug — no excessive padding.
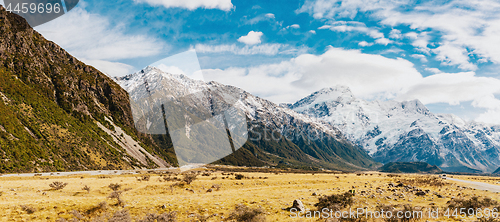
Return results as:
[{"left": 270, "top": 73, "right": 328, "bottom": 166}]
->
[
  {"left": 115, "top": 67, "right": 378, "bottom": 171},
  {"left": 2, "top": 4, "right": 498, "bottom": 173},
  {"left": 286, "top": 86, "right": 500, "bottom": 173}
]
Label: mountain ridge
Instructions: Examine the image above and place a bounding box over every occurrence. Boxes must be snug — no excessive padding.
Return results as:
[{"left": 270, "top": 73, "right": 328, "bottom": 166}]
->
[
  {"left": 290, "top": 85, "right": 500, "bottom": 173},
  {"left": 0, "top": 7, "right": 174, "bottom": 172},
  {"left": 115, "top": 67, "right": 380, "bottom": 171}
]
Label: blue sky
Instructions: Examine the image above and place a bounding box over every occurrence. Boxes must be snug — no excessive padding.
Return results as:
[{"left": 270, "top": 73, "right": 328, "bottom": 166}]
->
[{"left": 3, "top": 0, "right": 500, "bottom": 124}]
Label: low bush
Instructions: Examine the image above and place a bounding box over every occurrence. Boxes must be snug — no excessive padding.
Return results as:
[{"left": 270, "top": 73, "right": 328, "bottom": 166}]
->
[
  {"left": 108, "top": 183, "right": 121, "bottom": 191},
  {"left": 20, "top": 205, "right": 36, "bottom": 214},
  {"left": 315, "top": 191, "right": 354, "bottom": 211},
  {"left": 235, "top": 174, "right": 245, "bottom": 180},
  {"left": 448, "top": 196, "right": 498, "bottom": 210},
  {"left": 108, "top": 191, "right": 125, "bottom": 206},
  {"left": 49, "top": 181, "right": 68, "bottom": 190},
  {"left": 182, "top": 173, "right": 198, "bottom": 185},
  {"left": 137, "top": 175, "right": 151, "bottom": 182},
  {"left": 399, "top": 176, "right": 447, "bottom": 187},
  {"left": 138, "top": 212, "right": 177, "bottom": 222},
  {"left": 226, "top": 204, "right": 266, "bottom": 222},
  {"left": 82, "top": 185, "right": 91, "bottom": 193},
  {"left": 108, "top": 209, "right": 131, "bottom": 222}
]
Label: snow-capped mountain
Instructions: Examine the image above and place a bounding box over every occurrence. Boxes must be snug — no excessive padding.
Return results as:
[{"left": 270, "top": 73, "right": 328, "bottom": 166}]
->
[
  {"left": 114, "top": 67, "right": 377, "bottom": 171},
  {"left": 289, "top": 86, "right": 500, "bottom": 173}
]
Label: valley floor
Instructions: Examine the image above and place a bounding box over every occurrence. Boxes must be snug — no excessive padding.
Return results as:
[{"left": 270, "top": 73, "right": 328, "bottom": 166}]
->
[{"left": 0, "top": 167, "right": 499, "bottom": 221}]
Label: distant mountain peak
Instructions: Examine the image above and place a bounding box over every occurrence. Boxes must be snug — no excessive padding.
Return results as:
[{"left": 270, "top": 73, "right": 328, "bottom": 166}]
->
[
  {"left": 290, "top": 85, "right": 355, "bottom": 111},
  {"left": 400, "top": 99, "right": 430, "bottom": 115}
]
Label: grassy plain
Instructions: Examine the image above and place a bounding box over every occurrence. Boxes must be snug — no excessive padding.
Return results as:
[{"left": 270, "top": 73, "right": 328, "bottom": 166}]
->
[{"left": 0, "top": 167, "right": 499, "bottom": 221}]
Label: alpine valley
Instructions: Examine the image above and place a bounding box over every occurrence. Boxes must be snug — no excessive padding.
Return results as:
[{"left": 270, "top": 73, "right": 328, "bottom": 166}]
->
[
  {"left": 114, "top": 67, "right": 378, "bottom": 171},
  {"left": 2, "top": 4, "right": 498, "bottom": 174},
  {"left": 0, "top": 6, "right": 377, "bottom": 173}
]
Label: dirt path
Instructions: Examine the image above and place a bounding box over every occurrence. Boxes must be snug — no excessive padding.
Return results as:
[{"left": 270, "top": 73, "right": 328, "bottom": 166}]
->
[{"left": 447, "top": 178, "right": 500, "bottom": 192}]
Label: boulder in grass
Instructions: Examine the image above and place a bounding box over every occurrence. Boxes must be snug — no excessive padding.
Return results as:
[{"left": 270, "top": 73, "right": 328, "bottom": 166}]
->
[{"left": 292, "top": 199, "right": 305, "bottom": 212}]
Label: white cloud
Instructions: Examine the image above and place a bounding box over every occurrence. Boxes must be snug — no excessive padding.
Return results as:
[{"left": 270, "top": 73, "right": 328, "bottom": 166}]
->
[
  {"left": 203, "top": 47, "right": 423, "bottom": 103},
  {"left": 265, "top": 13, "right": 275, "bottom": 18},
  {"left": 397, "top": 72, "right": 500, "bottom": 109},
  {"left": 411, "top": 54, "right": 428, "bottom": 63},
  {"left": 35, "top": 6, "right": 164, "bottom": 76},
  {"left": 237, "top": 31, "right": 264, "bottom": 45},
  {"left": 309, "top": 30, "right": 316, "bottom": 34},
  {"left": 375, "top": 38, "right": 392, "bottom": 45},
  {"left": 395, "top": 71, "right": 500, "bottom": 124},
  {"left": 319, "top": 21, "right": 391, "bottom": 45},
  {"left": 80, "top": 59, "right": 135, "bottom": 76},
  {"left": 245, "top": 13, "right": 279, "bottom": 25},
  {"left": 358, "top": 41, "right": 373, "bottom": 47},
  {"left": 195, "top": 43, "right": 298, "bottom": 55},
  {"left": 433, "top": 42, "right": 477, "bottom": 70},
  {"left": 476, "top": 110, "right": 500, "bottom": 125},
  {"left": 298, "top": 0, "right": 500, "bottom": 71},
  {"left": 404, "top": 32, "right": 431, "bottom": 54},
  {"left": 425, "top": 68, "right": 442, "bottom": 74},
  {"left": 151, "top": 49, "right": 205, "bottom": 81},
  {"left": 319, "top": 21, "right": 384, "bottom": 38},
  {"left": 157, "top": 65, "right": 185, "bottom": 75},
  {"left": 133, "top": 0, "right": 233, "bottom": 11},
  {"left": 389, "top": 29, "right": 402, "bottom": 39},
  {"left": 290, "top": 24, "right": 300, "bottom": 29}
]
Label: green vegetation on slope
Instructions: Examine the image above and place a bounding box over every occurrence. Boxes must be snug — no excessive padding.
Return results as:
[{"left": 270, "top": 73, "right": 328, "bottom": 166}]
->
[
  {"left": 215, "top": 122, "right": 380, "bottom": 172},
  {"left": 378, "top": 162, "right": 443, "bottom": 174},
  {"left": 0, "top": 7, "right": 172, "bottom": 172}
]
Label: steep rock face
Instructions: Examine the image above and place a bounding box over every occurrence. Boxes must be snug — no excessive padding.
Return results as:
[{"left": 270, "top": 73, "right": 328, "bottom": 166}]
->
[
  {"left": 0, "top": 7, "right": 171, "bottom": 172},
  {"left": 115, "top": 67, "right": 378, "bottom": 171},
  {"left": 290, "top": 86, "right": 500, "bottom": 173}
]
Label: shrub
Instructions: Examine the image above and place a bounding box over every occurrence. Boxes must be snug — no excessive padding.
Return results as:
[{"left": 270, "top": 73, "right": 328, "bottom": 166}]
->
[
  {"left": 161, "top": 175, "right": 180, "bottom": 182},
  {"left": 49, "top": 181, "right": 68, "bottom": 190},
  {"left": 227, "top": 204, "right": 266, "bottom": 222},
  {"left": 182, "top": 173, "right": 198, "bottom": 185},
  {"left": 235, "top": 174, "right": 245, "bottom": 180},
  {"left": 137, "top": 175, "right": 151, "bottom": 182},
  {"left": 195, "top": 213, "right": 217, "bottom": 222},
  {"left": 20, "top": 205, "right": 36, "bottom": 214},
  {"left": 82, "top": 185, "right": 91, "bottom": 193},
  {"left": 138, "top": 212, "right": 177, "bottom": 222},
  {"left": 86, "top": 201, "right": 108, "bottom": 215},
  {"left": 399, "top": 176, "right": 447, "bottom": 187},
  {"left": 108, "top": 191, "right": 124, "bottom": 206},
  {"left": 108, "top": 183, "right": 121, "bottom": 191},
  {"left": 315, "top": 191, "right": 354, "bottom": 211},
  {"left": 448, "top": 196, "right": 498, "bottom": 210},
  {"left": 108, "top": 209, "right": 131, "bottom": 222},
  {"left": 70, "top": 210, "right": 84, "bottom": 220}
]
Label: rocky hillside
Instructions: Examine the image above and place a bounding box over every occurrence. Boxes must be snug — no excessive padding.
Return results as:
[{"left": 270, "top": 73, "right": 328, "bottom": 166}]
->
[
  {"left": 289, "top": 86, "right": 500, "bottom": 173},
  {"left": 115, "top": 67, "right": 379, "bottom": 171},
  {"left": 0, "top": 6, "right": 174, "bottom": 173}
]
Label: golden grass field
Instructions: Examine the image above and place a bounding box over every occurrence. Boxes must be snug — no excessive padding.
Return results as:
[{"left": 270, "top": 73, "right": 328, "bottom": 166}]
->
[{"left": 0, "top": 167, "right": 499, "bottom": 221}]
